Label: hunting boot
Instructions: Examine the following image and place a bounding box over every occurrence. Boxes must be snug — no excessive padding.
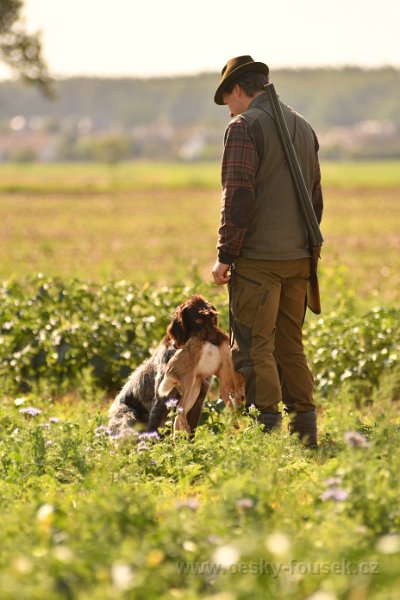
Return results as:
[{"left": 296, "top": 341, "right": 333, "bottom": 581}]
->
[
  {"left": 289, "top": 410, "right": 318, "bottom": 448},
  {"left": 258, "top": 412, "right": 282, "bottom": 432}
]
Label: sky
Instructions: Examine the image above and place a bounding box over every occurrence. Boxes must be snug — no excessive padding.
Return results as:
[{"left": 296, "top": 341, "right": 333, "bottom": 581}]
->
[{"left": 1, "top": 0, "right": 399, "bottom": 79}]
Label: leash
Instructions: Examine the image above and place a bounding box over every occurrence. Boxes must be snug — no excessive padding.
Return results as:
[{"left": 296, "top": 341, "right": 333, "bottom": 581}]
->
[{"left": 228, "top": 262, "right": 235, "bottom": 348}]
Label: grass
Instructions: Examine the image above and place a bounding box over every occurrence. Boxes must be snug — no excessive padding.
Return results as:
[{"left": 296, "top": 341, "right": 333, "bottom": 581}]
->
[
  {"left": 0, "top": 161, "right": 221, "bottom": 193},
  {"left": 0, "top": 189, "right": 220, "bottom": 283},
  {"left": 0, "top": 160, "right": 400, "bottom": 193},
  {"left": 321, "top": 161, "right": 400, "bottom": 188},
  {"left": 1, "top": 376, "right": 400, "bottom": 599}
]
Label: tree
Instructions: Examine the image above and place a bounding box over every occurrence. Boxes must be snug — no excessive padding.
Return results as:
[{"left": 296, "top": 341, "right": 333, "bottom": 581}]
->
[{"left": 0, "top": 0, "right": 52, "bottom": 96}]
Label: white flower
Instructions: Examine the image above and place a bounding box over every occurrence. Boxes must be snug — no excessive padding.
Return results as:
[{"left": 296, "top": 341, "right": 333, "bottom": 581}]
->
[
  {"left": 376, "top": 534, "right": 400, "bottom": 554},
  {"left": 306, "top": 592, "right": 337, "bottom": 600},
  {"left": 52, "top": 546, "right": 74, "bottom": 562},
  {"left": 36, "top": 503, "right": 54, "bottom": 522},
  {"left": 14, "top": 397, "right": 26, "bottom": 406},
  {"left": 183, "top": 541, "right": 197, "bottom": 552},
  {"left": 13, "top": 556, "right": 33, "bottom": 574},
  {"left": 212, "top": 544, "right": 240, "bottom": 568},
  {"left": 265, "top": 532, "right": 291, "bottom": 556},
  {"left": 111, "top": 561, "right": 134, "bottom": 590}
]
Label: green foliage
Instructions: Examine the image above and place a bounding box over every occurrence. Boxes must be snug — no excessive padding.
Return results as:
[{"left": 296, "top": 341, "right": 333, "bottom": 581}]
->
[
  {"left": 74, "top": 135, "right": 135, "bottom": 164},
  {"left": 272, "top": 67, "right": 400, "bottom": 130},
  {"left": 305, "top": 306, "right": 400, "bottom": 399},
  {"left": 0, "top": 276, "right": 399, "bottom": 402},
  {"left": 0, "top": 0, "right": 52, "bottom": 95},
  {"left": 0, "top": 276, "right": 218, "bottom": 395},
  {"left": 8, "top": 146, "right": 38, "bottom": 163},
  {"left": 1, "top": 384, "right": 400, "bottom": 599}
]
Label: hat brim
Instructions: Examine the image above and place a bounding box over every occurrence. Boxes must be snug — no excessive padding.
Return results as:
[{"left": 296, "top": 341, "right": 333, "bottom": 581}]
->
[{"left": 214, "top": 61, "right": 269, "bottom": 105}]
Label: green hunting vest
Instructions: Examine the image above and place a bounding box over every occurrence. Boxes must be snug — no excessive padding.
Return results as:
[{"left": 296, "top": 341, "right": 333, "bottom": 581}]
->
[{"left": 239, "top": 91, "right": 316, "bottom": 260}]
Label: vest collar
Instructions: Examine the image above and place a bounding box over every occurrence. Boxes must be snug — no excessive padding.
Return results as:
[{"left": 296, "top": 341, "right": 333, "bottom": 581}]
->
[{"left": 247, "top": 90, "right": 271, "bottom": 111}]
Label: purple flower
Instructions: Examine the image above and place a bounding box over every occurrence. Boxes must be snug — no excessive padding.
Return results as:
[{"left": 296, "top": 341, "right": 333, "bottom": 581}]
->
[
  {"left": 176, "top": 498, "right": 200, "bottom": 510},
  {"left": 49, "top": 417, "right": 60, "bottom": 424},
  {"left": 110, "top": 428, "right": 135, "bottom": 440},
  {"left": 95, "top": 425, "right": 111, "bottom": 437},
  {"left": 236, "top": 498, "right": 254, "bottom": 509},
  {"left": 19, "top": 407, "right": 41, "bottom": 417},
  {"left": 344, "top": 431, "right": 371, "bottom": 449},
  {"left": 137, "top": 431, "right": 160, "bottom": 440},
  {"left": 323, "top": 477, "right": 342, "bottom": 487},
  {"left": 165, "top": 398, "right": 179, "bottom": 410},
  {"left": 320, "top": 487, "right": 349, "bottom": 502}
]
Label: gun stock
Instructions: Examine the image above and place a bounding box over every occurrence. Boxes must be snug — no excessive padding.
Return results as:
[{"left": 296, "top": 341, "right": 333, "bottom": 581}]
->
[{"left": 307, "top": 245, "right": 321, "bottom": 315}]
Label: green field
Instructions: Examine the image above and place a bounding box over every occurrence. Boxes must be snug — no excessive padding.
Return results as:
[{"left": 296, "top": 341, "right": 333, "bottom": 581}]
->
[
  {"left": 1, "top": 160, "right": 400, "bottom": 192},
  {"left": 1, "top": 161, "right": 400, "bottom": 599},
  {"left": 0, "top": 161, "right": 399, "bottom": 304}
]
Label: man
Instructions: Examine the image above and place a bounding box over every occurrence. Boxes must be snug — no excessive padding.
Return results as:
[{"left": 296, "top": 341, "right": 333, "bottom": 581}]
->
[{"left": 211, "top": 56, "right": 323, "bottom": 447}]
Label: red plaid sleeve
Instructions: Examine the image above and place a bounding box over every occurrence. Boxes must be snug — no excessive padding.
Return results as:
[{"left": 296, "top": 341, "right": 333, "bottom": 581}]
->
[{"left": 217, "top": 117, "right": 259, "bottom": 264}]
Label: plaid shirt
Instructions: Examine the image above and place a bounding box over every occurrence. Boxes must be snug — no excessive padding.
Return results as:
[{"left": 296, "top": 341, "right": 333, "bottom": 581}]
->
[{"left": 217, "top": 117, "right": 323, "bottom": 264}]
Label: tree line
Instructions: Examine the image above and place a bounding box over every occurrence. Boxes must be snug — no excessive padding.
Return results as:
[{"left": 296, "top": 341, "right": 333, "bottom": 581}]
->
[{"left": 0, "top": 68, "right": 399, "bottom": 161}]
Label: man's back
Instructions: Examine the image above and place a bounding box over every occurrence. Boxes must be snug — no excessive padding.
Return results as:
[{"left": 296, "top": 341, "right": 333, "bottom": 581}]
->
[{"left": 235, "top": 91, "right": 317, "bottom": 260}]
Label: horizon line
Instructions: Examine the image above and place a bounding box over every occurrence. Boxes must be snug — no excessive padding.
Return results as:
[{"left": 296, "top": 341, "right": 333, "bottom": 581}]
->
[{"left": 1, "top": 62, "right": 399, "bottom": 83}]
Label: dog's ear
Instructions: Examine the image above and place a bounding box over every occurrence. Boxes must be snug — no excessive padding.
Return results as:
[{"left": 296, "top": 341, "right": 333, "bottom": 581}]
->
[{"left": 166, "top": 311, "right": 187, "bottom": 346}]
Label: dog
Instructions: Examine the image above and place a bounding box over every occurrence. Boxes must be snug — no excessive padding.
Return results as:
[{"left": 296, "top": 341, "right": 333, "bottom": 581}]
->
[
  {"left": 158, "top": 331, "right": 244, "bottom": 433},
  {"left": 108, "top": 295, "right": 223, "bottom": 437}
]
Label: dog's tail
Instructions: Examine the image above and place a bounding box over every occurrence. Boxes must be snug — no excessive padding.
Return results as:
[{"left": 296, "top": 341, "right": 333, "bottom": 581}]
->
[{"left": 158, "top": 374, "right": 177, "bottom": 398}]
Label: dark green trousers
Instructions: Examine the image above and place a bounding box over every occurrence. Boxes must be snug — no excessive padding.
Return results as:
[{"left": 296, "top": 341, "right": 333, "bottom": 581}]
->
[{"left": 231, "top": 256, "right": 315, "bottom": 414}]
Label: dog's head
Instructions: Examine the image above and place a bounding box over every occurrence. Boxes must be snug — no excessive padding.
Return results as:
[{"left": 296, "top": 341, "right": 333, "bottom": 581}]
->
[{"left": 166, "top": 295, "right": 219, "bottom": 347}]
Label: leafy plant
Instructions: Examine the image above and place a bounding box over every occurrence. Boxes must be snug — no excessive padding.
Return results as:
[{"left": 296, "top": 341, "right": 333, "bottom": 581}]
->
[{"left": 0, "top": 276, "right": 398, "bottom": 401}]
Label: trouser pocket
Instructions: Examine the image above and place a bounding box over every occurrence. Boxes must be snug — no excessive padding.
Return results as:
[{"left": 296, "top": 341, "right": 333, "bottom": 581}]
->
[{"left": 233, "top": 273, "right": 269, "bottom": 330}]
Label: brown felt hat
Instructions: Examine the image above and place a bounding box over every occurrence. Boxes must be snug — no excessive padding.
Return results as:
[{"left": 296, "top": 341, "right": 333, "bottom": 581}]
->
[{"left": 214, "top": 55, "right": 269, "bottom": 105}]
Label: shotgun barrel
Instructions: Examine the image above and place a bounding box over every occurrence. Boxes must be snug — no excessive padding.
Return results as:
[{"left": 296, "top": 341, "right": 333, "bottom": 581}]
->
[
  {"left": 264, "top": 83, "right": 323, "bottom": 313},
  {"left": 264, "top": 83, "right": 323, "bottom": 247}
]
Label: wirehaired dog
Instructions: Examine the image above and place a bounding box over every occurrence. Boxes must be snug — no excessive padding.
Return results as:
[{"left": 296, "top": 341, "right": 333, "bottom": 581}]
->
[
  {"left": 108, "top": 295, "right": 223, "bottom": 437},
  {"left": 158, "top": 331, "right": 244, "bottom": 433}
]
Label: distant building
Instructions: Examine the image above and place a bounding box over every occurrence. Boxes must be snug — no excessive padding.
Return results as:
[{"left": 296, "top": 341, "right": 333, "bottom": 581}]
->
[{"left": 0, "top": 130, "right": 58, "bottom": 162}]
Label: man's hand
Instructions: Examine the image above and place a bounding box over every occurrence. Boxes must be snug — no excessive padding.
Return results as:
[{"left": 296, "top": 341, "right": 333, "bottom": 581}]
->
[{"left": 212, "top": 260, "right": 231, "bottom": 285}]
